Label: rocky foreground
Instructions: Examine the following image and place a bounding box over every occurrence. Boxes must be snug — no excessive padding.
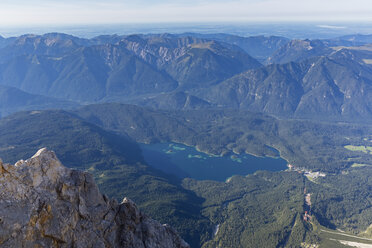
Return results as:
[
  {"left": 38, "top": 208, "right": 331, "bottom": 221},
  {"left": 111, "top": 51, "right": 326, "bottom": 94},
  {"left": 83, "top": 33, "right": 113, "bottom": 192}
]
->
[{"left": 0, "top": 148, "right": 189, "bottom": 248}]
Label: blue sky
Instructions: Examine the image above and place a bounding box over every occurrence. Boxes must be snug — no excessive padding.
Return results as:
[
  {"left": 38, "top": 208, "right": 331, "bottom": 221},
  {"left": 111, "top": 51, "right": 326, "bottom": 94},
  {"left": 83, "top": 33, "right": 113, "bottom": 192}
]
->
[{"left": 0, "top": 0, "right": 372, "bottom": 26}]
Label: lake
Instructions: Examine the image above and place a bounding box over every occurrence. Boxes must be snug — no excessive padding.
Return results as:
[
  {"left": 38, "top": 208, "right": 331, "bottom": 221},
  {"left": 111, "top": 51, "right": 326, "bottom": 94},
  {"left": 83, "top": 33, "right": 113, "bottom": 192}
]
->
[{"left": 139, "top": 142, "right": 288, "bottom": 181}]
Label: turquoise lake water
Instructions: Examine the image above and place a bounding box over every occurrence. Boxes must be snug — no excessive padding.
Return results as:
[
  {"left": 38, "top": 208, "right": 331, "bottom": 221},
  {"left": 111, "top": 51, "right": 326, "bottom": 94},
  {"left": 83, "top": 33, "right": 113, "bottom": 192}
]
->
[{"left": 139, "top": 143, "right": 288, "bottom": 181}]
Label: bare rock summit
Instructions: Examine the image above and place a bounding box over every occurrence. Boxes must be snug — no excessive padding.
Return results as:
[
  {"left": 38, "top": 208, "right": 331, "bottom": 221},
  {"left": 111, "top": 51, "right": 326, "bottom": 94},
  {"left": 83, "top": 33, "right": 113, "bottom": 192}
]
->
[{"left": 0, "top": 148, "right": 189, "bottom": 248}]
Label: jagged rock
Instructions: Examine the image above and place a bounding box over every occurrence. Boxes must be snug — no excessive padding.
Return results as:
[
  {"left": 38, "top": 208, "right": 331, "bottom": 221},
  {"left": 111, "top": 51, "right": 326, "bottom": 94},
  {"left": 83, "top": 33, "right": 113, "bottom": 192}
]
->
[{"left": 0, "top": 148, "right": 189, "bottom": 248}]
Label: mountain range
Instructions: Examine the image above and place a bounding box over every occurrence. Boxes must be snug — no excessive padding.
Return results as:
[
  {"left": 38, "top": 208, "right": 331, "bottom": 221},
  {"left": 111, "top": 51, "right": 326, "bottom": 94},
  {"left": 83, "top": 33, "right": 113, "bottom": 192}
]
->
[
  {"left": 0, "top": 33, "right": 259, "bottom": 102},
  {"left": 2, "top": 28, "right": 372, "bottom": 247},
  {"left": 1, "top": 32, "right": 372, "bottom": 123},
  {"left": 202, "top": 48, "right": 372, "bottom": 121}
]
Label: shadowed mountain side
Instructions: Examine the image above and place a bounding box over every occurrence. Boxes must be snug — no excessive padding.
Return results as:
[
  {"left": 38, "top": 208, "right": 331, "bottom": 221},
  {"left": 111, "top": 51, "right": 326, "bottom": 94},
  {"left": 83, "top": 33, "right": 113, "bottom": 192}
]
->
[
  {"left": 0, "top": 33, "right": 261, "bottom": 103},
  {"left": 201, "top": 48, "right": 372, "bottom": 122},
  {"left": 0, "top": 85, "right": 78, "bottom": 117},
  {"left": 0, "top": 45, "right": 178, "bottom": 102},
  {"left": 0, "top": 110, "right": 212, "bottom": 247}
]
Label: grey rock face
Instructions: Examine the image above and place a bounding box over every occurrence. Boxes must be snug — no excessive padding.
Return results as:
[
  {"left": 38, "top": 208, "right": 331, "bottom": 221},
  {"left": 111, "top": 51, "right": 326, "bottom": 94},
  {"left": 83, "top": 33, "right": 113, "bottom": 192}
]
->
[{"left": 0, "top": 148, "right": 189, "bottom": 248}]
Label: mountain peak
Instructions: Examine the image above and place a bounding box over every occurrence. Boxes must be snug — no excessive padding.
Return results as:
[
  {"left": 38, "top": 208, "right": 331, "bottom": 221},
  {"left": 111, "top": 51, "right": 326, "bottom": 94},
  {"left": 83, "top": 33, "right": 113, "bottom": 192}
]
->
[
  {"left": 31, "top": 147, "right": 51, "bottom": 158},
  {"left": 0, "top": 149, "right": 189, "bottom": 248}
]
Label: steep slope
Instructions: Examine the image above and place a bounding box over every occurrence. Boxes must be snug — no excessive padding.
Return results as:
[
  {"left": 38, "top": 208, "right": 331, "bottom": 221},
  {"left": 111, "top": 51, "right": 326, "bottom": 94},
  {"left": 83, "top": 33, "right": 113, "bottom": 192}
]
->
[
  {"left": 203, "top": 48, "right": 372, "bottom": 122},
  {"left": 0, "top": 33, "right": 260, "bottom": 103},
  {"left": 165, "top": 41, "right": 261, "bottom": 89},
  {"left": 294, "top": 49, "right": 372, "bottom": 120},
  {"left": 0, "top": 44, "right": 177, "bottom": 102},
  {"left": 179, "top": 33, "right": 290, "bottom": 63},
  {"left": 118, "top": 35, "right": 262, "bottom": 89},
  {"left": 217, "top": 35, "right": 290, "bottom": 63},
  {"left": 51, "top": 45, "right": 177, "bottom": 101},
  {"left": 118, "top": 34, "right": 212, "bottom": 68},
  {"left": 0, "top": 85, "right": 77, "bottom": 117},
  {"left": 0, "top": 148, "right": 189, "bottom": 248},
  {"left": 0, "top": 110, "right": 142, "bottom": 167},
  {"left": 2, "top": 32, "right": 372, "bottom": 122},
  {"left": 267, "top": 39, "right": 333, "bottom": 64},
  {"left": 202, "top": 62, "right": 308, "bottom": 115},
  {"left": 75, "top": 103, "right": 196, "bottom": 145}
]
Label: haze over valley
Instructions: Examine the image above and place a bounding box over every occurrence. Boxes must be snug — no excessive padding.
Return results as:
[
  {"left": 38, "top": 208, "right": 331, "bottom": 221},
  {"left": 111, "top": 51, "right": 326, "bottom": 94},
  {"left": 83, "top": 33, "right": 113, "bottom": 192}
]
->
[{"left": 1, "top": 1, "right": 372, "bottom": 246}]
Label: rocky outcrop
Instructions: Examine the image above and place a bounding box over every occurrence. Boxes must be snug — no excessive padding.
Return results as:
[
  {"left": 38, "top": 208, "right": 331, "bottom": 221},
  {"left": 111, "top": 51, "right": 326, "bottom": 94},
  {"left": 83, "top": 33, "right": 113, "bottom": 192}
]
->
[{"left": 0, "top": 148, "right": 189, "bottom": 248}]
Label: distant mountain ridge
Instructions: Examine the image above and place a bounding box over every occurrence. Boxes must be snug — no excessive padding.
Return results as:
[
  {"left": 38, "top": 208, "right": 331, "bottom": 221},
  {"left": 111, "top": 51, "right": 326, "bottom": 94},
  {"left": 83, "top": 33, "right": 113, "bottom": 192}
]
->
[
  {"left": 177, "top": 33, "right": 290, "bottom": 63},
  {"left": 1, "top": 32, "right": 372, "bottom": 122},
  {"left": 0, "top": 33, "right": 260, "bottom": 103},
  {"left": 0, "top": 42, "right": 178, "bottom": 101},
  {"left": 117, "top": 35, "right": 262, "bottom": 89},
  {"left": 202, "top": 48, "right": 372, "bottom": 121},
  {"left": 266, "top": 39, "right": 333, "bottom": 64}
]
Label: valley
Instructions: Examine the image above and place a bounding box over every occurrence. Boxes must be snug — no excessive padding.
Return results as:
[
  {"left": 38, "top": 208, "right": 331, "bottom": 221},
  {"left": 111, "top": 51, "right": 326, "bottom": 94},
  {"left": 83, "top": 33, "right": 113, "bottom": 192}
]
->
[
  {"left": 1, "top": 106, "right": 372, "bottom": 247},
  {"left": 0, "top": 29, "right": 372, "bottom": 247}
]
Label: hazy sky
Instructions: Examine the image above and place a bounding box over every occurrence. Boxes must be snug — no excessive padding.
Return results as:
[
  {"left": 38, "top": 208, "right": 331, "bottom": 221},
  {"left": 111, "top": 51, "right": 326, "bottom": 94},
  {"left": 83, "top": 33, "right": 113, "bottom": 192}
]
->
[{"left": 0, "top": 0, "right": 372, "bottom": 26}]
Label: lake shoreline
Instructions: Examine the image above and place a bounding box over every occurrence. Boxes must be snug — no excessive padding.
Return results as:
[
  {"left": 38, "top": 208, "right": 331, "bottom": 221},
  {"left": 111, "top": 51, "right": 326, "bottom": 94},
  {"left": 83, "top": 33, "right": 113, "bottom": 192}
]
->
[{"left": 139, "top": 142, "right": 288, "bottom": 181}]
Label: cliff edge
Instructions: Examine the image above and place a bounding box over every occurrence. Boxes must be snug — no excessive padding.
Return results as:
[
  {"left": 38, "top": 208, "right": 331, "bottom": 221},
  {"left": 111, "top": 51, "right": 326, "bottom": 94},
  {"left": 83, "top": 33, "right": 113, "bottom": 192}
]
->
[{"left": 0, "top": 148, "right": 189, "bottom": 248}]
